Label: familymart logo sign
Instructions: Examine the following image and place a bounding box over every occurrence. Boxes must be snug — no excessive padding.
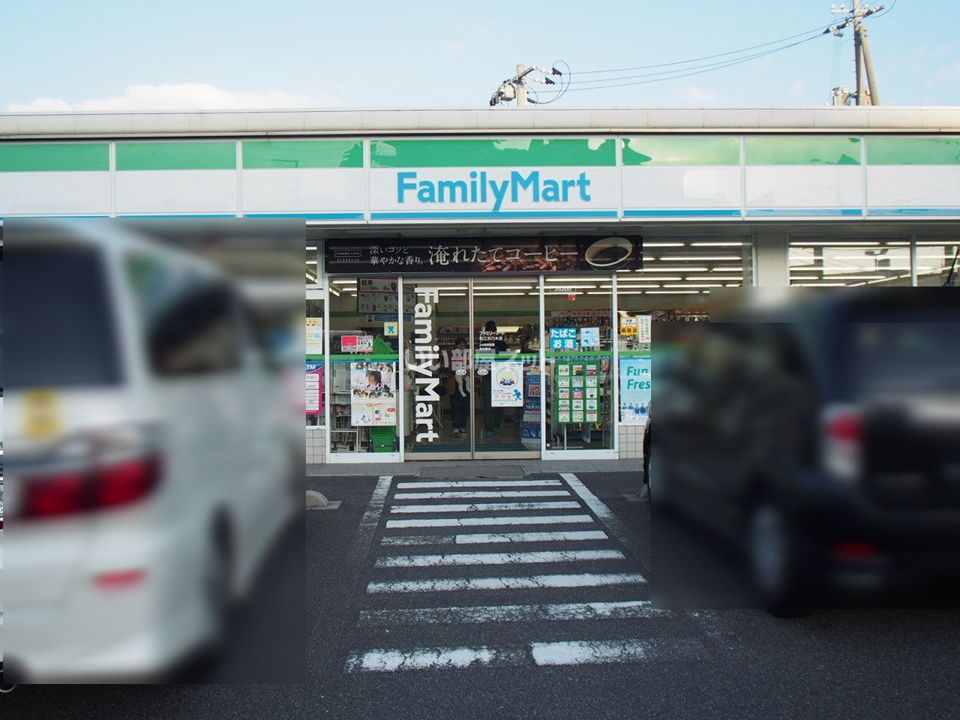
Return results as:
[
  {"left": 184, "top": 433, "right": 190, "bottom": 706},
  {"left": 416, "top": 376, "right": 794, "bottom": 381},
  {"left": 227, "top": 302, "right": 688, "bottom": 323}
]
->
[
  {"left": 398, "top": 170, "right": 592, "bottom": 213},
  {"left": 371, "top": 166, "right": 618, "bottom": 217}
]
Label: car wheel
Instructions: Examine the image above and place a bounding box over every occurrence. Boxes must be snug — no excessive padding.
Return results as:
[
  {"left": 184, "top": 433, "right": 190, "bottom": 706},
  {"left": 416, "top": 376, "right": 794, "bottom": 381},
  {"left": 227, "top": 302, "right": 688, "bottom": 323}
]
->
[
  {"left": 646, "top": 445, "right": 672, "bottom": 509},
  {"left": 203, "top": 526, "right": 233, "bottom": 648},
  {"left": 747, "top": 501, "right": 807, "bottom": 616}
]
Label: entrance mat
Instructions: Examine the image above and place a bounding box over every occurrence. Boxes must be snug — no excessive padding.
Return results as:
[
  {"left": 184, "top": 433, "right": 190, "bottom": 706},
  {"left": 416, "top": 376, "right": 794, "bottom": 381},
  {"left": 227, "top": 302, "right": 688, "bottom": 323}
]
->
[{"left": 417, "top": 463, "right": 527, "bottom": 479}]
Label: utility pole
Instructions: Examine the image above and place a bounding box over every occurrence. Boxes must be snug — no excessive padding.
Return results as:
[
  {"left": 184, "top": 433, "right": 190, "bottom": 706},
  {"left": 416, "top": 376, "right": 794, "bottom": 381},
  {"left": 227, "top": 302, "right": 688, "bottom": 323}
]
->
[
  {"left": 855, "top": 0, "right": 881, "bottom": 105},
  {"left": 829, "top": 3, "right": 883, "bottom": 106},
  {"left": 516, "top": 64, "right": 529, "bottom": 107},
  {"left": 489, "top": 64, "right": 562, "bottom": 107}
]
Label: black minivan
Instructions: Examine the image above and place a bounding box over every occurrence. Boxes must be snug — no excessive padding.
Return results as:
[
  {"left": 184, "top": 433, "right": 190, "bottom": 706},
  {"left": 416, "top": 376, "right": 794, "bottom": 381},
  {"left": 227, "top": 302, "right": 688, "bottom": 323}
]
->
[{"left": 648, "top": 288, "right": 960, "bottom": 613}]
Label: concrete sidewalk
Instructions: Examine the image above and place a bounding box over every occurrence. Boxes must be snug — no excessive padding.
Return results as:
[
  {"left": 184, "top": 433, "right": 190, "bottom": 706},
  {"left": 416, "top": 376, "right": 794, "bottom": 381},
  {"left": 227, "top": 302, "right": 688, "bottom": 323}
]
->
[{"left": 306, "top": 458, "right": 640, "bottom": 477}]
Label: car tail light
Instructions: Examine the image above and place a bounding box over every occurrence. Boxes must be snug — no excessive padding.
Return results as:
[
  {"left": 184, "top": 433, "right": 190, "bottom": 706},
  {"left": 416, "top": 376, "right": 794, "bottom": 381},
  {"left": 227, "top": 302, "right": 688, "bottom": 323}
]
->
[
  {"left": 822, "top": 406, "right": 863, "bottom": 482},
  {"left": 20, "top": 455, "right": 162, "bottom": 520}
]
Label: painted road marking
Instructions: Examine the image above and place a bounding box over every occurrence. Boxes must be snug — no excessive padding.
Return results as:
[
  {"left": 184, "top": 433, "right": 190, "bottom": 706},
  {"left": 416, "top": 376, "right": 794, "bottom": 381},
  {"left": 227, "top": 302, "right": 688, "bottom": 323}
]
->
[
  {"left": 366, "top": 572, "right": 646, "bottom": 594},
  {"left": 374, "top": 549, "right": 625, "bottom": 568},
  {"left": 562, "top": 473, "right": 644, "bottom": 560},
  {"left": 358, "top": 601, "right": 671, "bottom": 627},
  {"left": 390, "top": 501, "right": 581, "bottom": 514},
  {"left": 396, "top": 480, "right": 562, "bottom": 489},
  {"left": 379, "top": 530, "right": 609, "bottom": 546},
  {"left": 393, "top": 490, "right": 571, "bottom": 500},
  {"left": 345, "top": 645, "right": 527, "bottom": 672},
  {"left": 530, "top": 638, "right": 709, "bottom": 666},
  {"left": 384, "top": 514, "right": 595, "bottom": 529},
  {"left": 345, "top": 638, "right": 707, "bottom": 672}
]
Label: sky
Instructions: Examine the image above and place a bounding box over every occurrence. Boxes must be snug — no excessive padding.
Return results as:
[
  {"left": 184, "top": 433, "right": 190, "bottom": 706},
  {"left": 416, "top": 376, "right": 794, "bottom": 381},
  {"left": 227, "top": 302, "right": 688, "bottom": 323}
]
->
[{"left": 2, "top": 0, "right": 957, "bottom": 112}]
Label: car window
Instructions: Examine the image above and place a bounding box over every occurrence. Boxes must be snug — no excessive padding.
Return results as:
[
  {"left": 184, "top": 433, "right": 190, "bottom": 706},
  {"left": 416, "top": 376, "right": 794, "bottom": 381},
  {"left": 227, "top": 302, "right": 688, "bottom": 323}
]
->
[
  {"left": 125, "top": 253, "right": 242, "bottom": 377},
  {"left": 6, "top": 244, "right": 122, "bottom": 388}
]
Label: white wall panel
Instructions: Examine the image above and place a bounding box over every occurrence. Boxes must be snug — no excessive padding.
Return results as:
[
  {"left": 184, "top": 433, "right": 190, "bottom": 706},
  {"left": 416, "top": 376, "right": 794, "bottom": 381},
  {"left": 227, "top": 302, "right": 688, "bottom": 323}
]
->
[
  {"left": 745, "top": 166, "right": 864, "bottom": 209},
  {"left": 115, "top": 170, "right": 237, "bottom": 214},
  {"left": 621, "top": 166, "right": 741, "bottom": 209},
  {"left": 0, "top": 172, "right": 111, "bottom": 216},
  {"left": 241, "top": 168, "right": 364, "bottom": 214}
]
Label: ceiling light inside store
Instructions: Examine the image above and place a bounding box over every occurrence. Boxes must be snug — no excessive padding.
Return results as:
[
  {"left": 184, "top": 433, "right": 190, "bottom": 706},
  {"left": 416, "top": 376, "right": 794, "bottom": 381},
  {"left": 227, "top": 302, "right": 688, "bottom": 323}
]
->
[
  {"left": 660, "top": 255, "right": 741, "bottom": 261},
  {"left": 646, "top": 290, "right": 700, "bottom": 294},
  {"left": 306, "top": 245, "right": 317, "bottom": 250},
  {"left": 820, "top": 274, "right": 889, "bottom": 280},
  {"left": 643, "top": 242, "right": 686, "bottom": 248},
  {"left": 306, "top": 260, "right": 318, "bottom": 264},
  {"left": 686, "top": 275, "right": 741, "bottom": 281},
  {"left": 473, "top": 292, "right": 527, "bottom": 296},
  {"left": 664, "top": 284, "right": 723, "bottom": 289},
  {"left": 474, "top": 285, "right": 536, "bottom": 290},
  {"left": 637, "top": 266, "right": 708, "bottom": 272},
  {"left": 791, "top": 241, "right": 881, "bottom": 247},
  {"left": 691, "top": 242, "right": 746, "bottom": 247}
]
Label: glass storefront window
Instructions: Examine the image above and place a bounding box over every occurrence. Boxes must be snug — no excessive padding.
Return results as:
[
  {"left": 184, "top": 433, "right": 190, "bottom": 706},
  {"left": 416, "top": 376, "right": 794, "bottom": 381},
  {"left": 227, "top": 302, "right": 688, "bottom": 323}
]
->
[
  {"left": 789, "top": 240, "right": 913, "bottom": 287},
  {"left": 543, "top": 278, "right": 614, "bottom": 451},
  {"left": 917, "top": 240, "right": 960, "bottom": 286},
  {"left": 328, "top": 277, "right": 401, "bottom": 454},
  {"left": 306, "top": 296, "right": 325, "bottom": 427}
]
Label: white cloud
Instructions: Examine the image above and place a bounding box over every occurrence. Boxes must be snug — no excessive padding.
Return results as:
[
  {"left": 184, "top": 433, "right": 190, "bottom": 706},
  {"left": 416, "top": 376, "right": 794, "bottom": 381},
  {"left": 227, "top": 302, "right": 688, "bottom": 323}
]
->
[
  {"left": 675, "top": 84, "right": 723, "bottom": 105},
  {"left": 7, "top": 82, "right": 344, "bottom": 112},
  {"left": 788, "top": 80, "right": 806, "bottom": 96},
  {"left": 440, "top": 38, "right": 467, "bottom": 51}
]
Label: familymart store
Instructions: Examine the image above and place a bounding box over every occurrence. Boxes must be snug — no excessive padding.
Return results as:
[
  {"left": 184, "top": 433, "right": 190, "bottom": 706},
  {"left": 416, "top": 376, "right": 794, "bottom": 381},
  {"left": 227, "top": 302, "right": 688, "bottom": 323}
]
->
[{"left": 1, "top": 108, "right": 958, "bottom": 465}]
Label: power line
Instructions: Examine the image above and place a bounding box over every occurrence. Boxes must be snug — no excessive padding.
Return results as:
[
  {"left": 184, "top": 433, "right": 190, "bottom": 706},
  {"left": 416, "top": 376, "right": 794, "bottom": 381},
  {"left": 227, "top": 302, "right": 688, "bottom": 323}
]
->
[
  {"left": 537, "top": 35, "right": 825, "bottom": 94},
  {"left": 570, "top": 21, "right": 840, "bottom": 76}
]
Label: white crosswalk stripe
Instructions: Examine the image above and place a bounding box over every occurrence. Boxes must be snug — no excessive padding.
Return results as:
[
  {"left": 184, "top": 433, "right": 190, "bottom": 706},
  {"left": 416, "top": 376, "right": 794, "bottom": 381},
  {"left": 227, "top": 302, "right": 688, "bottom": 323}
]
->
[
  {"left": 379, "top": 530, "right": 609, "bottom": 545},
  {"left": 358, "top": 601, "right": 672, "bottom": 627},
  {"left": 397, "top": 480, "right": 563, "bottom": 489},
  {"left": 390, "top": 501, "right": 582, "bottom": 513},
  {"left": 394, "top": 490, "right": 571, "bottom": 500},
  {"left": 385, "top": 514, "right": 594, "bottom": 529},
  {"left": 374, "top": 549, "right": 625, "bottom": 568},
  {"left": 344, "top": 473, "right": 715, "bottom": 673}
]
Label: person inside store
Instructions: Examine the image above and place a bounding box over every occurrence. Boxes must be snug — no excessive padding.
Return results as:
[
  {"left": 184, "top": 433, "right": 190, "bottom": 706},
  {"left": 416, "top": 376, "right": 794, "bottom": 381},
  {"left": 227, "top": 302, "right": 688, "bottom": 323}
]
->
[
  {"left": 480, "top": 320, "right": 508, "bottom": 436},
  {"left": 449, "top": 336, "right": 470, "bottom": 438}
]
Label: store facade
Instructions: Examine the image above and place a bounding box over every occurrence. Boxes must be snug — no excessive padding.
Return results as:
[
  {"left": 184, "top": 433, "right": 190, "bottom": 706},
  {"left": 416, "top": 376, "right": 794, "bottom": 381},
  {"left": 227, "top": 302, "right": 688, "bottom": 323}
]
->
[{"left": 1, "top": 108, "right": 958, "bottom": 465}]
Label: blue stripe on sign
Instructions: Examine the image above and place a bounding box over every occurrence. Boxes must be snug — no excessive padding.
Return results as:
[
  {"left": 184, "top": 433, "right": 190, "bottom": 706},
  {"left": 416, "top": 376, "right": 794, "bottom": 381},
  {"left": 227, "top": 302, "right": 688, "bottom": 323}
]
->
[
  {"left": 623, "top": 209, "right": 741, "bottom": 218},
  {"left": 0, "top": 214, "right": 112, "bottom": 220},
  {"left": 118, "top": 213, "right": 239, "bottom": 218},
  {"left": 244, "top": 212, "right": 365, "bottom": 220},
  {"left": 868, "top": 208, "right": 960, "bottom": 217},
  {"left": 371, "top": 210, "right": 619, "bottom": 220},
  {"left": 746, "top": 208, "right": 863, "bottom": 217}
]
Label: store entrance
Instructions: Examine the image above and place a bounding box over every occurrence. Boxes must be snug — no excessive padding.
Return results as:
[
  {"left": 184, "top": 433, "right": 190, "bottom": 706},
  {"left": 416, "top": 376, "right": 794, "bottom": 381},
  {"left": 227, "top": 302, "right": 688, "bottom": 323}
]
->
[{"left": 402, "top": 278, "right": 541, "bottom": 460}]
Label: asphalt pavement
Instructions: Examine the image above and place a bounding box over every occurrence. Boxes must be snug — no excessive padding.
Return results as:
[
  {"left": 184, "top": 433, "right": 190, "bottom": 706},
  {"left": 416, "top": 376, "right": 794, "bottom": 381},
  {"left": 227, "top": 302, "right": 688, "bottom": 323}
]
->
[{"left": 3, "top": 471, "right": 959, "bottom": 720}]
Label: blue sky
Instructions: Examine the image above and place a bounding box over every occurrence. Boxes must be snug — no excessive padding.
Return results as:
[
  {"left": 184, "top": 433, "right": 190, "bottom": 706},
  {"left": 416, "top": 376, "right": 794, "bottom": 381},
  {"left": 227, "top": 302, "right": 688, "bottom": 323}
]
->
[{"left": 3, "top": 0, "right": 956, "bottom": 111}]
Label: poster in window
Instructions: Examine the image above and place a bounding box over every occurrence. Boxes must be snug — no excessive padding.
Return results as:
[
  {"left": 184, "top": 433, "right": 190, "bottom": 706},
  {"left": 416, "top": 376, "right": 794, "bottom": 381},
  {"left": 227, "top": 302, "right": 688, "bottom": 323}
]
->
[
  {"left": 491, "top": 361, "right": 524, "bottom": 407},
  {"left": 350, "top": 361, "right": 397, "bottom": 426}
]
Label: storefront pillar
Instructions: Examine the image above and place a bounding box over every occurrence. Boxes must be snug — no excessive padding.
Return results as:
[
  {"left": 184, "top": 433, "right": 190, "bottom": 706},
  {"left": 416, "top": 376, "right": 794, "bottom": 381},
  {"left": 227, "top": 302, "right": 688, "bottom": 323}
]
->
[{"left": 752, "top": 234, "right": 790, "bottom": 287}]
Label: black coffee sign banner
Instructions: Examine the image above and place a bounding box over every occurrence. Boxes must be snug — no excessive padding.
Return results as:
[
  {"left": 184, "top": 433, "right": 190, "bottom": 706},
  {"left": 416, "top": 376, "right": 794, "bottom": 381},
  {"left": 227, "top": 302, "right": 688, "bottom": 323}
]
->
[{"left": 324, "top": 236, "right": 643, "bottom": 274}]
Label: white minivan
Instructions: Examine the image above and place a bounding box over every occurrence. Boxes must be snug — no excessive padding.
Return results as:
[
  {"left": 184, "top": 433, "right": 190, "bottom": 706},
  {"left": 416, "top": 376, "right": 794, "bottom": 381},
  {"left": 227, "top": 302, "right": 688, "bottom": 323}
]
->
[{"left": 1, "top": 220, "right": 301, "bottom": 682}]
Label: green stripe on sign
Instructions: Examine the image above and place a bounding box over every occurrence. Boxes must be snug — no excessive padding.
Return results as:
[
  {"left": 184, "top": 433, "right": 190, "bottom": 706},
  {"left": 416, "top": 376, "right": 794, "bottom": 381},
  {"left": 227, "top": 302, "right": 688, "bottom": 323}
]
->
[
  {"left": 242, "top": 140, "right": 363, "bottom": 169},
  {"left": 116, "top": 141, "right": 236, "bottom": 170},
  {"left": 0, "top": 143, "right": 109, "bottom": 172},
  {"left": 622, "top": 136, "right": 740, "bottom": 166},
  {"left": 745, "top": 136, "right": 861, "bottom": 165},
  {"left": 867, "top": 137, "right": 960, "bottom": 165},
  {"left": 371, "top": 138, "right": 617, "bottom": 168}
]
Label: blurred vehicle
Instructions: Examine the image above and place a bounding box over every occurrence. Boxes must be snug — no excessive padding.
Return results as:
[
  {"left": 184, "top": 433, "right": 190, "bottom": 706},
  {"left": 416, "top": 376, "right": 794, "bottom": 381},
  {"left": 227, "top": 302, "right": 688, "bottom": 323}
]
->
[
  {"left": 1, "top": 221, "right": 300, "bottom": 681},
  {"left": 649, "top": 288, "right": 960, "bottom": 613}
]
